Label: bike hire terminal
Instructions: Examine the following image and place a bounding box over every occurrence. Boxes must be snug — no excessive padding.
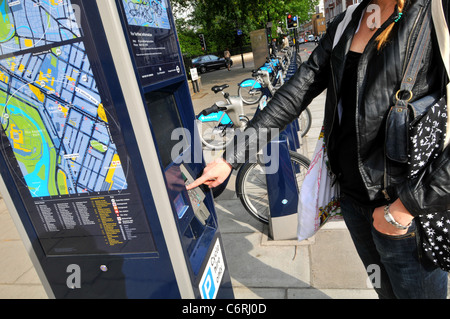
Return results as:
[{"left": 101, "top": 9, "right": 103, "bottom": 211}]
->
[{"left": 0, "top": 0, "right": 233, "bottom": 299}]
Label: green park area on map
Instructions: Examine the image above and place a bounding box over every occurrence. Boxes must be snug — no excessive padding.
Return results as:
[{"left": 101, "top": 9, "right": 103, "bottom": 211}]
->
[
  {"left": 0, "top": 0, "right": 128, "bottom": 198},
  {"left": 0, "top": 88, "right": 58, "bottom": 196}
]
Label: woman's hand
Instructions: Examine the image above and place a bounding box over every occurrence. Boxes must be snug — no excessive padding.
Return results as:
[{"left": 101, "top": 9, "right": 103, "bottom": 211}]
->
[
  {"left": 372, "top": 199, "right": 414, "bottom": 236},
  {"left": 186, "top": 157, "right": 233, "bottom": 190}
]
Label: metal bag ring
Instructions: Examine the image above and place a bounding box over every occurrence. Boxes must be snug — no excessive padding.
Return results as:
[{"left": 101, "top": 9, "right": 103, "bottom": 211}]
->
[{"left": 395, "top": 90, "right": 413, "bottom": 102}]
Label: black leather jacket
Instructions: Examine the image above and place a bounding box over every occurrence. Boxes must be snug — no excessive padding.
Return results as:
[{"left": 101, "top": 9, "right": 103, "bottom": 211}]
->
[{"left": 225, "top": 0, "right": 450, "bottom": 216}]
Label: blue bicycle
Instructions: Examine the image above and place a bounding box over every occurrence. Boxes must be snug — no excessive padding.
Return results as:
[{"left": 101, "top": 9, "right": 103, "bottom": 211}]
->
[
  {"left": 238, "top": 56, "right": 286, "bottom": 105},
  {"left": 196, "top": 84, "right": 249, "bottom": 150},
  {"left": 238, "top": 68, "right": 312, "bottom": 138},
  {"left": 196, "top": 85, "right": 310, "bottom": 224}
]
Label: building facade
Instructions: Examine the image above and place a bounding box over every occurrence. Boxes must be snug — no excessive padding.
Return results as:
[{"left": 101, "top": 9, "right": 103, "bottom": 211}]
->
[
  {"left": 312, "top": 12, "right": 327, "bottom": 36},
  {"left": 324, "top": 0, "right": 361, "bottom": 25}
]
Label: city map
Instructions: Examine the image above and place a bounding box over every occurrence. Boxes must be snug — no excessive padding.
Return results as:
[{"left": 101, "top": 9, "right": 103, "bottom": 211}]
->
[
  {"left": 0, "top": 0, "right": 128, "bottom": 198},
  {"left": 121, "top": 0, "right": 170, "bottom": 29}
]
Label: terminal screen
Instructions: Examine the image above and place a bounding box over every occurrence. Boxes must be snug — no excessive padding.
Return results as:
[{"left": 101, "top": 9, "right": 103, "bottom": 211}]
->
[{"left": 144, "top": 91, "right": 187, "bottom": 168}]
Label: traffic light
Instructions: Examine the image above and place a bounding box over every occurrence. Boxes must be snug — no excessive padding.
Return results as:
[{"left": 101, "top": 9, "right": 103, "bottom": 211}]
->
[
  {"left": 198, "top": 33, "right": 206, "bottom": 51},
  {"left": 286, "top": 14, "right": 298, "bottom": 29}
]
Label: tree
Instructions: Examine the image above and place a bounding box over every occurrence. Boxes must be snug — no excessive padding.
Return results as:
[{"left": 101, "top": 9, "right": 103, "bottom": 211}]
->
[{"left": 172, "top": 0, "right": 318, "bottom": 57}]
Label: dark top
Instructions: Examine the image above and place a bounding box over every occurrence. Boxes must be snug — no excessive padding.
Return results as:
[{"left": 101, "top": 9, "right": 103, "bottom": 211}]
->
[{"left": 330, "top": 51, "right": 387, "bottom": 207}]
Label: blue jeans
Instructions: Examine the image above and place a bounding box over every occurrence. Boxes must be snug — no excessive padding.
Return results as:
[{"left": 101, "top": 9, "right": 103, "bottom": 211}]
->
[{"left": 340, "top": 196, "right": 448, "bottom": 299}]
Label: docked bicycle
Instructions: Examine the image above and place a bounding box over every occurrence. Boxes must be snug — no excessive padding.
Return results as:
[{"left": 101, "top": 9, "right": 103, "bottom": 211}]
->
[
  {"left": 196, "top": 84, "right": 311, "bottom": 224},
  {"left": 238, "top": 68, "right": 312, "bottom": 138},
  {"left": 196, "top": 84, "right": 249, "bottom": 150}
]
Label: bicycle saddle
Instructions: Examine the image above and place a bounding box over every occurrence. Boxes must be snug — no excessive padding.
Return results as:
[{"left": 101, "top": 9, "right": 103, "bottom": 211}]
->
[{"left": 211, "top": 84, "right": 229, "bottom": 93}]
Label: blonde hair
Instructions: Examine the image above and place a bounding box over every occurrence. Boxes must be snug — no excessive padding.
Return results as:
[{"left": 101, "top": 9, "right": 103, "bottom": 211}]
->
[{"left": 375, "top": 0, "right": 406, "bottom": 50}]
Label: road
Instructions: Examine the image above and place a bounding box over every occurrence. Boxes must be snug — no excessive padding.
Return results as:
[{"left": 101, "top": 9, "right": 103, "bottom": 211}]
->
[{"left": 191, "top": 42, "right": 319, "bottom": 118}]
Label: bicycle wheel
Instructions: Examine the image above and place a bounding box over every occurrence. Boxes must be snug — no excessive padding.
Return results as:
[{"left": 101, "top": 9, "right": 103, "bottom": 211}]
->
[
  {"left": 299, "top": 107, "right": 312, "bottom": 137},
  {"left": 238, "top": 81, "right": 263, "bottom": 105},
  {"left": 196, "top": 118, "right": 235, "bottom": 150},
  {"left": 236, "top": 151, "right": 310, "bottom": 224}
]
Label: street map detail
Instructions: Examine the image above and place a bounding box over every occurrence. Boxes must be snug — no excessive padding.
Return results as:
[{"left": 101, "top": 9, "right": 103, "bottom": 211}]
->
[
  {"left": 0, "top": 0, "right": 156, "bottom": 256},
  {"left": 121, "top": 0, "right": 170, "bottom": 29},
  {"left": 0, "top": 0, "right": 128, "bottom": 198}
]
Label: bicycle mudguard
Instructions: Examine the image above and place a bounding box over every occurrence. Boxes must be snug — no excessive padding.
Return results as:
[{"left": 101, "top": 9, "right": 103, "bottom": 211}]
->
[
  {"left": 260, "top": 66, "right": 273, "bottom": 73},
  {"left": 197, "top": 111, "right": 232, "bottom": 125},
  {"left": 239, "top": 79, "right": 262, "bottom": 88}
]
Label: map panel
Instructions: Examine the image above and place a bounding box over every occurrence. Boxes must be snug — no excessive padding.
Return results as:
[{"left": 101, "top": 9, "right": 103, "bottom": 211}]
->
[
  {"left": 0, "top": 0, "right": 156, "bottom": 255},
  {"left": 1, "top": 0, "right": 81, "bottom": 56},
  {"left": 121, "top": 0, "right": 171, "bottom": 29},
  {"left": 0, "top": 1, "right": 126, "bottom": 197}
]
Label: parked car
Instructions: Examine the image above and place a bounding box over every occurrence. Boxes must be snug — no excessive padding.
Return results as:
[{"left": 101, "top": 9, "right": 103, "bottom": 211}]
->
[{"left": 192, "top": 55, "right": 231, "bottom": 73}]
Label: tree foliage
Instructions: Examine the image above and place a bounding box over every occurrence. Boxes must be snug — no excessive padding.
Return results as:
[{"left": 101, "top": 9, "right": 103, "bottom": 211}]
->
[{"left": 171, "top": 0, "right": 318, "bottom": 57}]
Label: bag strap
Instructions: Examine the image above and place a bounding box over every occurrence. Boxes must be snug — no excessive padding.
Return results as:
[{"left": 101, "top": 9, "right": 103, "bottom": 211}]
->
[
  {"left": 387, "top": 12, "right": 432, "bottom": 164},
  {"left": 396, "top": 8, "right": 432, "bottom": 101},
  {"left": 432, "top": 0, "right": 450, "bottom": 79},
  {"left": 431, "top": 0, "right": 450, "bottom": 146}
]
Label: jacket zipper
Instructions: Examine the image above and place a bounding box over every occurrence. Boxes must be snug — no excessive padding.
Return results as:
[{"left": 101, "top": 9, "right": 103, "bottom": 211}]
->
[
  {"left": 328, "top": 59, "right": 338, "bottom": 147},
  {"left": 382, "top": 152, "right": 391, "bottom": 201},
  {"left": 327, "top": 58, "right": 340, "bottom": 186}
]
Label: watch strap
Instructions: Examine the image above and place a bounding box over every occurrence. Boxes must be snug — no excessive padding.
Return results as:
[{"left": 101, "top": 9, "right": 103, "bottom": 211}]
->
[{"left": 383, "top": 205, "right": 412, "bottom": 230}]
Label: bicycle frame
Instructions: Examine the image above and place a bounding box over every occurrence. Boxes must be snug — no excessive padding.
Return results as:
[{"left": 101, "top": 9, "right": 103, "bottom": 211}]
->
[
  {"left": 238, "top": 54, "right": 290, "bottom": 106},
  {"left": 239, "top": 79, "right": 262, "bottom": 89},
  {"left": 197, "top": 111, "right": 233, "bottom": 125},
  {"left": 197, "top": 96, "right": 246, "bottom": 128},
  {"left": 239, "top": 70, "right": 275, "bottom": 99},
  {"left": 262, "top": 57, "right": 285, "bottom": 87}
]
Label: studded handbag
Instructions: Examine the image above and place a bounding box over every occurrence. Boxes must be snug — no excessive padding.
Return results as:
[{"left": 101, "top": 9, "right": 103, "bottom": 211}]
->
[
  {"left": 385, "top": 0, "right": 450, "bottom": 271},
  {"left": 402, "top": 0, "right": 450, "bottom": 272},
  {"left": 415, "top": 0, "right": 450, "bottom": 272}
]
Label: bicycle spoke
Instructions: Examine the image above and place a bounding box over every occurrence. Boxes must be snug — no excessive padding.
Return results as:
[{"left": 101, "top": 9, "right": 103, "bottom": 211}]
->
[
  {"left": 237, "top": 152, "right": 311, "bottom": 224},
  {"left": 197, "top": 119, "right": 234, "bottom": 149}
]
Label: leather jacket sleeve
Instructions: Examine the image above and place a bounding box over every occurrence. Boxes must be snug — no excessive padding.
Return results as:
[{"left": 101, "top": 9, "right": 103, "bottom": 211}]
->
[
  {"left": 398, "top": 145, "right": 450, "bottom": 217},
  {"left": 223, "top": 13, "right": 346, "bottom": 169}
]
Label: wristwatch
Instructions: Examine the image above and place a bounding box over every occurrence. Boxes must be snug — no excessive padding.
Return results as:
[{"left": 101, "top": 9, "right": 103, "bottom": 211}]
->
[{"left": 384, "top": 204, "right": 412, "bottom": 230}]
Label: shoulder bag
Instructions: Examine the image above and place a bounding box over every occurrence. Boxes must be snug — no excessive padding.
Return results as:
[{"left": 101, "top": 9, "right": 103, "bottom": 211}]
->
[
  {"left": 386, "top": 0, "right": 450, "bottom": 271},
  {"left": 417, "top": 0, "right": 450, "bottom": 272}
]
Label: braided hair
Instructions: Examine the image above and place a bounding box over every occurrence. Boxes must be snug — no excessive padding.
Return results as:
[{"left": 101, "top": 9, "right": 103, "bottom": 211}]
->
[{"left": 375, "top": 0, "right": 406, "bottom": 50}]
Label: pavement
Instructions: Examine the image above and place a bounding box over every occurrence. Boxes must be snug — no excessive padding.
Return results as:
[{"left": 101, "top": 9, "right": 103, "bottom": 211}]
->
[{"left": 0, "top": 43, "right": 447, "bottom": 299}]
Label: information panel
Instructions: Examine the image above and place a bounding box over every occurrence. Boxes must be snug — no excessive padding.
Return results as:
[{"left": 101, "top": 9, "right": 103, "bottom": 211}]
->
[
  {"left": 0, "top": 0, "right": 156, "bottom": 255},
  {"left": 119, "top": 0, "right": 183, "bottom": 86}
]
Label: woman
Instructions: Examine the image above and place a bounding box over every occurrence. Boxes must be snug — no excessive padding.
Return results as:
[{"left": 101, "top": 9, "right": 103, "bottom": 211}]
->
[
  {"left": 224, "top": 48, "right": 231, "bottom": 71},
  {"left": 188, "top": 0, "right": 449, "bottom": 298}
]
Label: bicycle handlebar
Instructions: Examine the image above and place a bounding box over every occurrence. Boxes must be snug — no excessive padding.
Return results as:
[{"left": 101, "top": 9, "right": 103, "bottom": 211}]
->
[
  {"left": 198, "top": 103, "right": 227, "bottom": 117},
  {"left": 252, "top": 69, "right": 264, "bottom": 77}
]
